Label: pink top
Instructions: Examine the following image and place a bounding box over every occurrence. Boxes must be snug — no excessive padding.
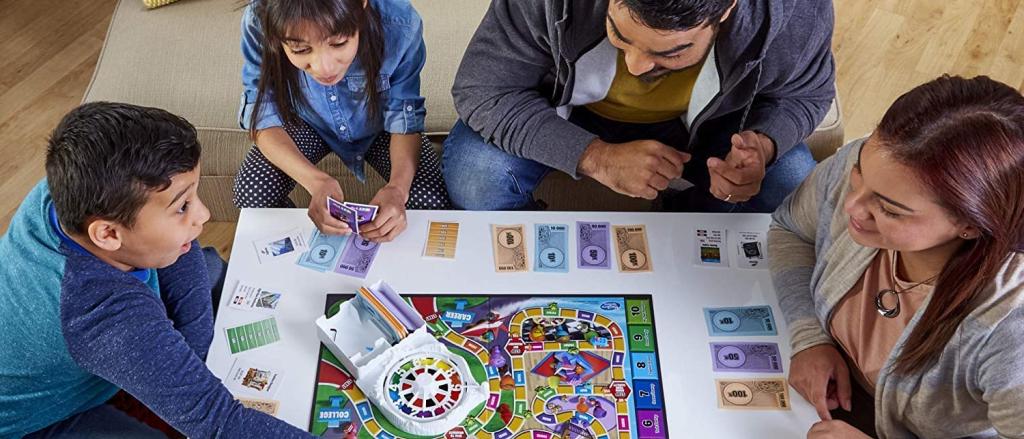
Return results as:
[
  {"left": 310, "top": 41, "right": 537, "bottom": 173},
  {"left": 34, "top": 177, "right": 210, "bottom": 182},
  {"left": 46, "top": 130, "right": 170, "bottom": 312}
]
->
[{"left": 829, "top": 249, "right": 933, "bottom": 394}]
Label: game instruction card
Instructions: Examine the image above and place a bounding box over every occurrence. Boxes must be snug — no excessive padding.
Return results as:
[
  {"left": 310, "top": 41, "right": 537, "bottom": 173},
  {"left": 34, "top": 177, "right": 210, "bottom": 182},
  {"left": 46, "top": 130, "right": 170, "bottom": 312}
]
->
[
  {"left": 423, "top": 221, "right": 459, "bottom": 259},
  {"left": 224, "top": 358, "right": 284, "bottom": 399},
  {"left": 534, "top": 223, "right": 569, "bottom": 272},
  {"left": 695, "top": 226, "right": 729, "bottom": 267},
  {"left": 227, "top": 281, "right": 282, "bottom": 314},
  {"left": 576, "top": 221, "right": 611, "bottom": 269},
  {"left": 224, "top": 317, "right": 281, "bottom": 354},
  {"left": 253, "top": 228, "right": 308, "bottom": 264},
  {"left": 613, "top": 224, "right": 653, "bottom": 272},
  {"left": 491, "top": 224, "right": 528, "bottom": 272},
  {"left": 736, "top": 231, "right": 767, "bottom": 269}
]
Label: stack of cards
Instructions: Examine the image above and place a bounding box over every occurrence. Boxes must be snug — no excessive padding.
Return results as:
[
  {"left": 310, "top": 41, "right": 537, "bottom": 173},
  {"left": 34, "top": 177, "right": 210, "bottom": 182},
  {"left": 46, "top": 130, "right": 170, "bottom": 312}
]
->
[
  {"left": 227, "top": 282, "right": 283, "bottom": 314},
  {"left": 353, "top": 284, "right": 423, "bottom": 345},
  {"left": 253, "top": 228, "right": 308, "bottom": 264},
  {"left": 327, "top": 196, "right": 378, "bottom": 234},
  {"left": 491, "top": 224, "right": 528, "bottom": 272},
  {"left": 224, "top": 317, "right": 281, "bottom": 354},
  {"left": 423, "top": 221, "right": 459, "bottom": 259}
]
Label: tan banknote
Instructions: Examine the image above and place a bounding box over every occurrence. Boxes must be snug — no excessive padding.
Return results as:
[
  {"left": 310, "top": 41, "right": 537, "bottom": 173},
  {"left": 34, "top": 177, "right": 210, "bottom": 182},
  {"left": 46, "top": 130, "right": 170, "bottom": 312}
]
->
[
  {"left": 237, "top": 397, "right": 280, "bottom": 416},
  {"left": 715, "top": 378, "right": 791, "bottom": 410},
  {"left": 491, "top": 224, "right": 528, "bottom": 272},
  {"left": 613, "top": 225, "right": 652, "bottom": 272}
]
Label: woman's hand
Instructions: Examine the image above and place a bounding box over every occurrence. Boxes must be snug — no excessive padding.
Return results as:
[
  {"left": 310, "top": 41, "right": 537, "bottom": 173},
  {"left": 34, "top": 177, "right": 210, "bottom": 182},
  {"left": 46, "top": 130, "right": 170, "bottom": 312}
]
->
[
  {"left": 790, "top": 344, "right": 852, "bottom": 420},
  {"left": 306, "top": 175, "right": 351, "bottom": 235},
  {"left": 807, "top": 420, "right": 870, "bottom": 438},
  {"left": 360, "top": 184, "right": 408, "bottom": 242}
]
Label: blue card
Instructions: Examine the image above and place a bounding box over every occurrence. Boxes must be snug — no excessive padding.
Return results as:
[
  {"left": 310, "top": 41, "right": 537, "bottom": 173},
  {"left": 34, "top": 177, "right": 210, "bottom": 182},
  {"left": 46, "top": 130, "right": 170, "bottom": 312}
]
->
[
  {"left": 534, "top": 224, "right": 569, "bottom": 272},
  {"left": 703, "top": 305, "right": 778, "bottom": 336},
  {"left": 297, "top": 229, "right": 349, "bottom": 272}
]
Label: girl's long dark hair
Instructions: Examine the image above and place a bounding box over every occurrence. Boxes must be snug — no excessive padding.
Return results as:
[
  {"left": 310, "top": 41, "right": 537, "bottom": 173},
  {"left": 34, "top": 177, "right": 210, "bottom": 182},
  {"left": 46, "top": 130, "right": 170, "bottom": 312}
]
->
[
  {"left": 247, "top": 0, "right": 384, "bottom": 138},
  {"left": 874, "top": 75, "right": 1024, "bottom": 375}
]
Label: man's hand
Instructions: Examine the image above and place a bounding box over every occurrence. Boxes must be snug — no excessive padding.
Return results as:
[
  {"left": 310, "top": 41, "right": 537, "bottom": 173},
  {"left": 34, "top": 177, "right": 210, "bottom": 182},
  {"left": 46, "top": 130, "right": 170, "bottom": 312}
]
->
[
  {"left": 707, "top": 131, "right": 775, "bottom": 203},
  {"left": 577, "top": 139, "right": 690, "bottom": 200},
  {"left": 807, "top": 420, "right": 870, "bottom": 439}
]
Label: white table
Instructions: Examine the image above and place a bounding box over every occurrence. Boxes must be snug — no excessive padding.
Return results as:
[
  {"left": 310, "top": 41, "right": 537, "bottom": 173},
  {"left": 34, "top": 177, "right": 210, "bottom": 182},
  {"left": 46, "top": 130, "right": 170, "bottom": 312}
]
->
[{"left": 208, "top": 208, "right": 818, "bottom": 438}]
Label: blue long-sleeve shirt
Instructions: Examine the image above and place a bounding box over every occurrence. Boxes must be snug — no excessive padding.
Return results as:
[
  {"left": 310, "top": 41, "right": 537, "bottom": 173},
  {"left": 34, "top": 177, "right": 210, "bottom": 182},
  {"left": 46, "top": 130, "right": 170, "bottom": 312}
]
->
[
  {"left": 0, "top": 181, "right": 310, "bottom": 438},
  {"left": 238, "top": 0, "right": 428, "bottom": 181}
]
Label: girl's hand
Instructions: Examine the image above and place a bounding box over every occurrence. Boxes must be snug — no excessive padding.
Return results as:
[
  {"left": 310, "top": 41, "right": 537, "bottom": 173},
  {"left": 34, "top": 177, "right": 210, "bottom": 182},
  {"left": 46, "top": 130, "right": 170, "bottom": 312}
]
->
[
  {"left": 360, "top": 185, "right": 408, "bottom": 242},
  {"left": 307, "top": 176, "right": 351, "bottom": 235},
  {"left": 790, "top": 344, "right": 853, "bottom": 420},
  {"left": 807, "top": 420, "right": 870, "bottom": 439}
]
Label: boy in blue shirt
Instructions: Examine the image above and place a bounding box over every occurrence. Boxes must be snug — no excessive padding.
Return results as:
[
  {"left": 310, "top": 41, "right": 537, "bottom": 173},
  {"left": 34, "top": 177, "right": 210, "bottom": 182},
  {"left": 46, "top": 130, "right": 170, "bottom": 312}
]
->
[{"left": 0, "top": 102, "right": 311, "bottom": 438}]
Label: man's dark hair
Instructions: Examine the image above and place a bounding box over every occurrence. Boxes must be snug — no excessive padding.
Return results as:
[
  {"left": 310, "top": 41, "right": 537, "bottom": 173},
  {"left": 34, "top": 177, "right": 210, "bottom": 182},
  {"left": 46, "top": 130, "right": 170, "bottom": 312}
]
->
[
  {"left": 616, "top": 0, "right": 733, "bottom": 31},
  {"left": 45, "top": 102, "right": 201, "bottom": 234}
]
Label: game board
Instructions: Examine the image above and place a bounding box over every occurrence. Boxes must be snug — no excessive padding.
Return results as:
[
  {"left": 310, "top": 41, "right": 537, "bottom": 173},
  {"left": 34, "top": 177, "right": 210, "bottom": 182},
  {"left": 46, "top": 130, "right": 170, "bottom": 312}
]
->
[{"left": 310, "top": 294, "right": 669, "bottom": 439}]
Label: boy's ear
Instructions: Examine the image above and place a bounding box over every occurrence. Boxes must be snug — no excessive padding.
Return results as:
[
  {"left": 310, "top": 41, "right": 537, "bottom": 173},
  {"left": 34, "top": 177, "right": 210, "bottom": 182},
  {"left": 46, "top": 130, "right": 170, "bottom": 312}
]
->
[{"left": 86, "top": 219, "right": 124, "bottom": 252}]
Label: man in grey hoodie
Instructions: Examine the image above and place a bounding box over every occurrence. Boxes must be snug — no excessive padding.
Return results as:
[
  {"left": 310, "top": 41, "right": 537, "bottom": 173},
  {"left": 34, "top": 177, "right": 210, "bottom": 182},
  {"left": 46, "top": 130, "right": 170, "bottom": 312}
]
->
[{"left": 443, "top": 0, "right": 835, "bottom": 212}]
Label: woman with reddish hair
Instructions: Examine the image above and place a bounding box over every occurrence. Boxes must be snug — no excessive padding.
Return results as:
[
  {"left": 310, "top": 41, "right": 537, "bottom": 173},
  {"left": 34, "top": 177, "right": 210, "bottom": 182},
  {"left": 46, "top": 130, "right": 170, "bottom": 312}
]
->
[{"left": 770, "top": 75, "right": 1024, "bottom": 438}]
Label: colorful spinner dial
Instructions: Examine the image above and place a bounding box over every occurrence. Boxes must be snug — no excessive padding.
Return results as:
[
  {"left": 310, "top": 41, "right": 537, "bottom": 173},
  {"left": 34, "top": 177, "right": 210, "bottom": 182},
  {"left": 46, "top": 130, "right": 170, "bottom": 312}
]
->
[{"left": 385, "top": 355, "right": 465, "bottom": 420}]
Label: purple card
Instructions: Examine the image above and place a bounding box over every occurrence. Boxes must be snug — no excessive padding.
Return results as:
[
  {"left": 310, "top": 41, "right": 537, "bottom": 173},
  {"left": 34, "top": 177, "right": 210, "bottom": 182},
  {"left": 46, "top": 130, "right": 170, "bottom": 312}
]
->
[
  {"left": 709, "top": 342, "right": 783, "bottom": 373},
  {"left": 577, "top": 221, "right": 611, "bottom": 269},
  {"left": 327, "top": 197, "right": 360, "bottom": 233},
  {"left": 344, "top": 202, "right": 378, "bottom": 226},
  {"left": 334, "top": 235, "right": 380, "bottom": 278}
]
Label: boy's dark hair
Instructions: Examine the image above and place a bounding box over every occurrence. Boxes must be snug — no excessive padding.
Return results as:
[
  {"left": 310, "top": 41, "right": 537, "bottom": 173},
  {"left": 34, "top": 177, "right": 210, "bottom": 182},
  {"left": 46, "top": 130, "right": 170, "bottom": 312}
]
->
[
  {"left": 45, "top": 102, "right": 201, "bottom": 234},
  {"left": 616, "top": 0, "right": 733, "bottom": 31}
]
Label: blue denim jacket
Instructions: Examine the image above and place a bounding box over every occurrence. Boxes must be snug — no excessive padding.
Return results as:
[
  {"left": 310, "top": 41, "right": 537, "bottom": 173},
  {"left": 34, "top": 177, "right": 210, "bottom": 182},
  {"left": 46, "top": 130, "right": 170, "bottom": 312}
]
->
[{"left": 239, "top": 0, "right": 427, "bottom": 180}]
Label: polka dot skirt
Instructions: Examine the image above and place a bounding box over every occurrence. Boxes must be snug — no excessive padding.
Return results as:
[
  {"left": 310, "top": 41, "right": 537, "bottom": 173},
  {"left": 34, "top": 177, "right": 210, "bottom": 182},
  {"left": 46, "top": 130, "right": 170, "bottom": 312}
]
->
[{"left": 233, "top": 122, "right": 452, "bottom": 210}]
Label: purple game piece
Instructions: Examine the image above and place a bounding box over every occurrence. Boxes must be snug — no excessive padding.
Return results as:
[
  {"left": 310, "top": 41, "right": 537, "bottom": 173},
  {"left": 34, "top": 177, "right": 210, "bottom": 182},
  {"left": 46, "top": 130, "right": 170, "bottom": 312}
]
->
[
  {"left": 709, "top": 341, "right": 783, "bottom": 373},
  {"left": 334, "top": 235, "right": 380, "bottom": 278},
  {"left": 576, "top": 221, "right": 611, "bottom": 269}
]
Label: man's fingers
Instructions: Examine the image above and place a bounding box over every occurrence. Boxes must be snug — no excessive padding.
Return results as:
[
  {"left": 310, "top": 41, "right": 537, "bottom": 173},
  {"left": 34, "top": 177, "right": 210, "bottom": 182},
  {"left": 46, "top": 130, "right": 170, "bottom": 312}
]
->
[
  {"left": 657, "top": 147, "right": 691, "bottom": 169},
  {"left": 708, "top": 157, "right": 759, "bottom": 187},
  {"left": 649, "top": 174, "right": 670, "bottom": 191},
  {"left": 653, "top": 157, "right": 683, "bottom": 180}
]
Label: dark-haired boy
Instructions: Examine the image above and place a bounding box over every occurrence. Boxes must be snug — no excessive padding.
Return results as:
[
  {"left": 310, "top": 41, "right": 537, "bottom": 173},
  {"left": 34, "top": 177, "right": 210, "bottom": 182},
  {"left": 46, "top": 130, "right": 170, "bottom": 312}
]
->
[
  {"left": 445, "top": 0, "right": 835, "bottom": 212},
  {"left": 0, "top": 102, "right": 311, "bottom": 438}
]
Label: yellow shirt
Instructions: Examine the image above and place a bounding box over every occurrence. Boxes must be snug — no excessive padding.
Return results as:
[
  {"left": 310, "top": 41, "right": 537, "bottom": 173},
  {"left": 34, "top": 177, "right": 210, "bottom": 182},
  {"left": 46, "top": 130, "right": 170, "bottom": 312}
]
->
[{"left": 586, "top": 51, "right": 702, "bottom": 124}]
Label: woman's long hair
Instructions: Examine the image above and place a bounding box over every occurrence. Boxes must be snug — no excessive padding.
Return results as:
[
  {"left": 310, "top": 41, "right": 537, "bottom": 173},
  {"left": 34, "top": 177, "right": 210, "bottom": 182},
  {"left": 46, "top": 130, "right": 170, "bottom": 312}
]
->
[
  {"left": 247, "top": 0, "right": 384, "bottom": 138},
  {"left": 874, "top": 75, "right": 1024, "bottom": 374}
]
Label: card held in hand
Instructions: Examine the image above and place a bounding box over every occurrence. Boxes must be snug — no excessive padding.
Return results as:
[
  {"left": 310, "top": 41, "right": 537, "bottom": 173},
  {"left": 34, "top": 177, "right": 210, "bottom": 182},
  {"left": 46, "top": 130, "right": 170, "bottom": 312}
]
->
[
  {"left": 715, "top": 378, "right": 791, "bottom": 410},
  {"left": 613, "top": 225, "right": 652, "bottom": 272},
  {"left": 491, "top": 224, "right": 528, "bottom": 272}
]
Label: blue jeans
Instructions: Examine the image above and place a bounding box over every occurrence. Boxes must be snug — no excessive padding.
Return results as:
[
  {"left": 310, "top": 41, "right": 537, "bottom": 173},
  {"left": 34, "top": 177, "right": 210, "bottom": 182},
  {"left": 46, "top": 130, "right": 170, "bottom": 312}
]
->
[
  {"left": 442, "top": 119, "right": 816, "bottom": 213},
  {"left": 24, "top": 404, "right": 166, "bottom": 439}
]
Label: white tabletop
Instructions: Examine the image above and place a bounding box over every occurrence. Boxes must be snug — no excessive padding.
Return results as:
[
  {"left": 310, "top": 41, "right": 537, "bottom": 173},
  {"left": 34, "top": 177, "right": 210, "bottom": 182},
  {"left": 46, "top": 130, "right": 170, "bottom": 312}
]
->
[{"left": 207, "top": 208, "right": 818, "bottom": 438}]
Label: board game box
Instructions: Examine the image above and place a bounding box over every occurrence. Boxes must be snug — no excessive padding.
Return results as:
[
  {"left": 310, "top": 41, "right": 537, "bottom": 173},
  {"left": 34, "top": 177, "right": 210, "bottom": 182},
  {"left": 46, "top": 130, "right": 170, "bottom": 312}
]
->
[{"left": 309, "top": 293, "right": 669, "bottom": 438}]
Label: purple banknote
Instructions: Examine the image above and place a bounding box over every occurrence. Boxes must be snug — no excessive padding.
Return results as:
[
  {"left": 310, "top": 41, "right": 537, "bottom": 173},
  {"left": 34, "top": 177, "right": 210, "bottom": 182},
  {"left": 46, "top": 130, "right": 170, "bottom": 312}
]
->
[
  {"left": 334, "top": 235, "right": 381, "bottom": 278},
  {"left": 710, "top": 342, "right": 783, "bottom": 373},
  {"left": 577, "top": 221, "right": 611, "bottom": 269}
]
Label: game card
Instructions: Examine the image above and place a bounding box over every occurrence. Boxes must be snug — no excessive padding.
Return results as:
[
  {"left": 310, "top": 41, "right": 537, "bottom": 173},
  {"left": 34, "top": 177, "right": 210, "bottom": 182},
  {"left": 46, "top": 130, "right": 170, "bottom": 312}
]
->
[
  {"left": 491, "top": 224, "right": 528, "bottom": 272},
  {"left": 297, "top": 229, "right": 349, "bottom": 272},
  {"left": 253, "top": 228, "right": 308, "bottom": 264},
  {"left": 334, "top": 235, "right": 381, "bottom": 278},
  {"left": 224, "top": 358, "right": 284, "bottom": 399},
  {"left": 237, "top": 397, "right": 280, "bottom": 416},
  {"left": 715, "top": 378, "right": 791, "bottom": 410},
  {"left": 695, "top": 226, "right": 729, "bottom": 267},
  {"left": 227, "top": 281, "right": 282, "bottom": 314},
  {"left": 423, "top": 221, "right": 459, "bottom": 259},
  {"left": 534, "top": 224, "right": 568, "bottom": 272},
  {"left": 343, "top": 202, "right": 379, "bottom": 225},
  {"left": 736, "top": 231, "right": 767, "bottom": 269},
  {"left": 224, "top": 317, "right": 281, "bottom": 354},
  {"left": 613, "top": 225, "right": 652, "bottom": 272},
  {"left": 327, "top": 197, "right": 360, "bottom": 234},
  {"left": 576, "top": 221, "right": 611, "bottom": 269}
]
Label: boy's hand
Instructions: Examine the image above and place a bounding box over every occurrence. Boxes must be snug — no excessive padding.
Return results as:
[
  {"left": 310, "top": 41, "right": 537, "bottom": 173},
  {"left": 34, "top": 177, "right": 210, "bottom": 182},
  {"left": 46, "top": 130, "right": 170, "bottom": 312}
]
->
[
  {"left": 807, "top": 420, "right": 870, "bottom": 438},
  {"left": 360, "top": 185, "right": 408, "bottom": 242},
  {"left": 707, "top": 131, "right": 775, "bottom": 203},
  {"left": 307, "top": 176, "right": 351, "bottom": 235}
]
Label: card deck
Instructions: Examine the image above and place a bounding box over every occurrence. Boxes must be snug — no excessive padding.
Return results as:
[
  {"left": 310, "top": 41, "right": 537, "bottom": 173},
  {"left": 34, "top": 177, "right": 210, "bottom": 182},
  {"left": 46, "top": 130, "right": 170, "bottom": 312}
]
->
[
  {"left": 227, "top": 282, "right": 282, "bottom": 314},
  {"left": 491, "top": 224, "right": 528, "bottom": 272},
  {"left": 703, "top": 305, "right": 778, "bottom": 336},
  {"left": 715, "top": 378, "right": 791, "bottom": 410},
  {"left": 695, "top": 227, "right": 729, "bottom": 267},
  {"left": 534, "top": 224, "right": 569, "bottom": 272},
  {"left": 253, "top": 228, "right": 308, "bottom": 264},
  {"left": 423, "top": 221, "right": 459, "bottom": 259},
  {"left": 710, "top": 342, "right": 783, "bottom": 373},
  {"left": 612, "top": 225, "right": 652, "bottom": 272},
  {"left": 224, "top": 317, "right": 281, "bottom": 354},
  {"left": 224, "top": 358, "right": 284, "bottom": 399},
  {"left": 577, "top": 221, "right": 611, "bottom": 269}
]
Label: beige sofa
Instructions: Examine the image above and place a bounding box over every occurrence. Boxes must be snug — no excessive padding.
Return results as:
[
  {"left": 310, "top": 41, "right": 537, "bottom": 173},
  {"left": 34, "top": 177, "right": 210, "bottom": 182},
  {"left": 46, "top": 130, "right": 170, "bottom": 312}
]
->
[{"left": 84, "top": 0, "right": 843, "bottom": 221}]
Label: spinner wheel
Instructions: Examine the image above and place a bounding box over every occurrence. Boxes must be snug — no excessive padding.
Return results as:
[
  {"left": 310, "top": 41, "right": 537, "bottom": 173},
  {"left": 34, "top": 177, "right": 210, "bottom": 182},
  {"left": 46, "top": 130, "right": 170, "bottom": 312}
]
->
[{"left": 385, "top": 354, "right": 465, "bottom": 420}]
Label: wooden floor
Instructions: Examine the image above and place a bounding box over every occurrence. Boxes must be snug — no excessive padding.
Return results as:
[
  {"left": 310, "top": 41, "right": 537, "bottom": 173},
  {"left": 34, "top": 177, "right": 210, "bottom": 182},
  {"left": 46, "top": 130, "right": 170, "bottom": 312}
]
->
[{"left": 2, "top": 0, "right": 1023, "bottom": 259}]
